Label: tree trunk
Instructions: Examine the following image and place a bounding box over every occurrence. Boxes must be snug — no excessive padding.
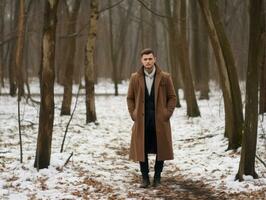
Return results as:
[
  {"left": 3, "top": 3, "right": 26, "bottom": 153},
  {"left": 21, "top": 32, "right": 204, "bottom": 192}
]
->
[
  {"left": 237, "top": 0, "right": 249, "bottom": 81},
  {"left": 108, "top": 0, "right": 133, "bottom": 96},
  {"left": 117, "top": 1, "right": 134, "bottom": 82},
  {"left": 177, "top": 0, "right": 200, "bottom": 117},
  {"left": 9, "top": 42, "right": 17, "bottom": 96},
  {"left": 165, "top": 0, "right": 181, "bottom": 108},
  {"left": 34, "top": 0, "right": 59, "bottom": 170},
  {"left": 210, "top": 0, "right": 243, "bottom": 148},
  {"left": 190, "top": 0, "right": 210, "bottom": 99},
  {"left": 140, "top": 5, "right": 146, "bottom": 49},
  {"left": 0, "top": 1, "right": 5, "bottom": 92},
  {"left": 55, "top": 1, "right": 68, "bottom": 85},
  {"left": 85, "top": 0, "right": 98, "bottom": 123},
  {"left": 24, "top": 0, "right": 34, "bottom": 101},
  {"left": 130, "top": 24, "right": 141, "bottom": 74},
  {"left": 9, "top": 1, "right": 19, "bottom": 96},
  {"left": 61, "top": 0, "right": 81, "bottom": 115},
  {"left": 15, "top": 0, "right": 26, "bottom": 100},
  {"left": 236, "top": 0, "right": 263, "bottom": 181},
  {"left": 259, "top": 1, "right": 266, "bottom": 114},
  {"left": 108, "top": 0, "right": 118, "bottom": 96},
  {"left": 259, "top": 45, "right": 266, "bottom": 114},
  {"left": 198, "top": 0, "right": 243, "bottom": 150},
  {"left": 150, "top": 0, "right": 158, "bottom": 52}
]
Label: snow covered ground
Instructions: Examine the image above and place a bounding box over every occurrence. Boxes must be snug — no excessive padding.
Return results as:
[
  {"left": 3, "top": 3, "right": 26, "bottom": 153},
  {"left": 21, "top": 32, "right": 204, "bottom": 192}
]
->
[{"left": 0, "top": 79, "right": 266, "bottom": 199}]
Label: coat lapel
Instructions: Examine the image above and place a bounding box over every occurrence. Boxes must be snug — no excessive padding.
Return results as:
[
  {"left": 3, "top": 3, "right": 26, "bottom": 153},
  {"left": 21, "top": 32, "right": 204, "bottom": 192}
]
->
[
  {"left": 155, "top": 65, "right": 162, "bottom": 108},
  {"left": 137, "top": 67, "right": 145, "bottom": 91}
]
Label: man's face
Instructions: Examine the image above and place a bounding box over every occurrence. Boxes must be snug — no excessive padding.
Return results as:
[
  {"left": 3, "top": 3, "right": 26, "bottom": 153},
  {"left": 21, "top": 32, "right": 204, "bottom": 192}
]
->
[{"left": 141, "top": 53, "right": 156, "bottom": 73}]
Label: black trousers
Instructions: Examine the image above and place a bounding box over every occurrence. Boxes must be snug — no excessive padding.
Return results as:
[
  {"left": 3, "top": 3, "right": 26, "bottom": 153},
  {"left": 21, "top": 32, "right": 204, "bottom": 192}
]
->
[{"left": 139, "top": 153, "right": 164, "bottom": 176}]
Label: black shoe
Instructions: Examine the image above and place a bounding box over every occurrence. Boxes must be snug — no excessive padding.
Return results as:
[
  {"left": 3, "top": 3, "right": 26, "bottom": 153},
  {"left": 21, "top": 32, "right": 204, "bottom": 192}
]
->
[
  {"left": 153, "top": 174, "right": 161, "bottom": 187},
  {"left": 140, "top": 175, "right": 150, "bottom": 188}
]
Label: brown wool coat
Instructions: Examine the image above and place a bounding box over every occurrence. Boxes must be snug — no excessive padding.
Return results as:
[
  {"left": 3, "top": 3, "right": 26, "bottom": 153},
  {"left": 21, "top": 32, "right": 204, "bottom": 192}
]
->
[{"left": 127, "top": 65, "right": 177, "bottom": 162}]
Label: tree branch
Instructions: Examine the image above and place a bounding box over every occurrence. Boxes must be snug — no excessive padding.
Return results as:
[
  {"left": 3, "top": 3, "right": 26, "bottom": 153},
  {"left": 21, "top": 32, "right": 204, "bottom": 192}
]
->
[
  {"left": 17, "top": 99, "right": 23, "bottom": 163},
  {"left": 177, "top": 134, "right": 218, "bottom": 142},
  {"left": 64, "top": 152, "right": 73, "bottom": 166},
  {"left": 58, "top": 0, "right": 126, "bottom": 39},
  {"left": 60, "top": 84, "right": 81, "bottom": 153},
  {"left": 136, "top": 0, "right": 171, "bottom": 18},
  {"left": 256, "top": 154, "right": 266, "bottom": 168},
  {"left": 98, "top": 0, "right": 125, "bottom": 13}
]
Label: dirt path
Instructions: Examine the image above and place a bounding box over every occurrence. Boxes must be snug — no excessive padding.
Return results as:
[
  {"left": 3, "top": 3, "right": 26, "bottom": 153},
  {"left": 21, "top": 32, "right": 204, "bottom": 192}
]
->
[
  {"left": 122, "top": 168, "right": 219, "bottom": 200},
  {"left": 83, "top": 140, "right": 221, "bottom": 200},
  {"left": 103, "top": 143, "right": 265, "bottom": 200}
]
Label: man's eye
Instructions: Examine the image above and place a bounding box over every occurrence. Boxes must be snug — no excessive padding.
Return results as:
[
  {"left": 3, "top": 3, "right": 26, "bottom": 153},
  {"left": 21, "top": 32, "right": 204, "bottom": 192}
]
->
[{"left": 144, "top": 58, "right": 152, "bottom": 61}]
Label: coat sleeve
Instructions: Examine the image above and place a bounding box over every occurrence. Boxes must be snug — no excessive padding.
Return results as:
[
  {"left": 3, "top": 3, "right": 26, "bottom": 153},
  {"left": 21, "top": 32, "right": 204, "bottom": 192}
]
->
[
  {"left": 127, "top": 74, "right": 136, "bottom": 121},
  {"left": 166, "top": 74, "right": 177, "bottom": 116}
]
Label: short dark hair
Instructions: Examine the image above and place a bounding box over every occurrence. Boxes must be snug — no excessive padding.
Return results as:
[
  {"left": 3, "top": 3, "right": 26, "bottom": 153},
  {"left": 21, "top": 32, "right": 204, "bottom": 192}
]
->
[{"left": 140, "top": 48, "right": 155, "bottom": 57}]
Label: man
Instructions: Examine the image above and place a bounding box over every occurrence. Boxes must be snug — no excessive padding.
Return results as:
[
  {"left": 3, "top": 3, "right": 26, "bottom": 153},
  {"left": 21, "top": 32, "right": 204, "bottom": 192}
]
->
[{"left": 127, "top": 48, "right": 177, "bottom": 188}]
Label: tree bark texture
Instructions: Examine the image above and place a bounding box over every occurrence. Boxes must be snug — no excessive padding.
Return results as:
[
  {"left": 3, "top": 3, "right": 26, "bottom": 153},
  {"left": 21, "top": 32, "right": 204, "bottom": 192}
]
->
[
  {"left": 85, "top": 0, "right": 98, "bottom": 123},
  {"left": 259, "top": 1, "right": 266, "bottom": 114},
  {"left": 55, "top": 1, "right": 69, "bottom": 85},
  {"left": 236, "top": 0, "right": 263, "bottom": 181},
  {"left": 108, "top": 0, "right": 118, "bottom": 96},
  {"left": 0, "top": 1, "right": 4, "bottom": 91},
  {"left": 34, "top": 0, "right": 59, "bottom": 170},
  {"left": 165, "top": 0, "right": 181, "bottom": 107},
  {"left": 210, "top": 0, "right": 243, "bottom": 148},
  {"left": 259, "top": 44, "right": 266, "bottom": 114},
  {"left": 177, "top": 0, "right": 200, "bottom": 117},
  {"left": 61, "top": 0, "right": 81, "bottom": 115},
  {"left": 15, "top": 0, "right": 26, "bottom": 100},
  {"left": 108, "top": 0, "right": 133, "bottom": 95},
  {"left": 9, "top": 2, "right": 19, "bottom": 96},
  {"left": 190, "top": 0, "right": 210, "bottom": 100},
  {"left": 198, "top": 0, "right": 243, "bottom": 150},
  {"left": 117, "top": 1, "right": 134, "bottom": 83}
]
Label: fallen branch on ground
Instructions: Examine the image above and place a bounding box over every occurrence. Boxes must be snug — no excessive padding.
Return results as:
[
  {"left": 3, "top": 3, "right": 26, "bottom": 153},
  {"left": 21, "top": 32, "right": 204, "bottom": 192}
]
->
[
  {"left": 60, "top": 84, "right": 81, "bottom": 153},
  {"left": 256, "top": 154, "right": 266, "bottom": 168},
  {"left": 64, "top": 152, "right": 73, "bottom": 167},
  {"left": 177, "top": 134, "right": 218, "bottom": 142}
]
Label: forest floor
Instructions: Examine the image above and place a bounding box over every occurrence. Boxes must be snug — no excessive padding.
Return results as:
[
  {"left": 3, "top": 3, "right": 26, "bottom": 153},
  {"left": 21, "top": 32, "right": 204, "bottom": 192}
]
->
[{"left": 1, "top": 80, "right": 266, "bottom": 199}]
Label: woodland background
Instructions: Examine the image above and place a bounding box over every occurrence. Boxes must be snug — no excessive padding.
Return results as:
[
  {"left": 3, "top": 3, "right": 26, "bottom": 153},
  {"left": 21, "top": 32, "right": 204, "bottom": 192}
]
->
[{"left": 0, "top": 0, "right": 266, "bottom": 199}]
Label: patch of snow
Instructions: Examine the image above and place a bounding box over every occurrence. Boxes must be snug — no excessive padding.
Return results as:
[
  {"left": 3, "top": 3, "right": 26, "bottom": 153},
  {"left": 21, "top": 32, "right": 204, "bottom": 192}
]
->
[{"left": 0, "top": 79, "right": 266, "bottom": 199}]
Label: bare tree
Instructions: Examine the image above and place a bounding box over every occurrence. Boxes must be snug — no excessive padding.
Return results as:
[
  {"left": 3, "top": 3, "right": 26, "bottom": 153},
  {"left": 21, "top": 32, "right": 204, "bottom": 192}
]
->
[
  {"left": 34, "top": 0, "right": 59, "bottom": 170},
  {"left": 176, "top": 0, "right": 201, "bottom": 117},
  {"left": 55, "top": 1, "right": 69, "bottom": 85},
  {"left": 61, "top": 0, "right": 82, "bottom": 115},
  {"left": 15, "top": 0, "right": 26, "bottom": 99},
  {"left": 9, "top": 1, "right": 19, "bottom": 96},
  {"left": 165, "top": 0, "right": 181, "bottom": 107},
  {"left": 259, "top": 2, "right": 266, "bottom": 114},
  {"left": 150, "top": 0, "right": 158, "bottom": 52},
  {"left": 108, "top": 0, "right": 133, "bottom": 95},
  {"left": 0, "top": 1, "right": 5, "bottom": 92},
  {"left": 84, "top": 0, "right": 99, "bottom": 123},
  {"left": 218, "top": 0, "right": 249, "bottom": 81},
  {"left": 15, "top": 0, "right": 26, "bottom": 163},
  {"left": 236, "top": 0, "right": 264, "bottom": 181},
  {"left": 190, "top": 0, "right": 210, "bottom": 100},
  {"left": 198, "top": 0, "right": 243, "bottom": 150},
  {"left": 259, "top": 45, "right": 266, "bottom": 114}
]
